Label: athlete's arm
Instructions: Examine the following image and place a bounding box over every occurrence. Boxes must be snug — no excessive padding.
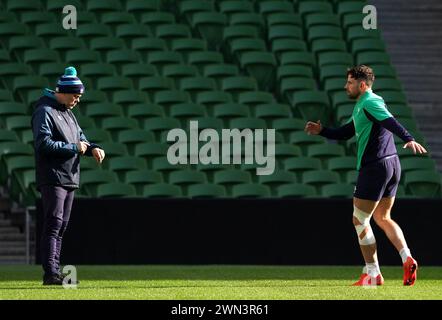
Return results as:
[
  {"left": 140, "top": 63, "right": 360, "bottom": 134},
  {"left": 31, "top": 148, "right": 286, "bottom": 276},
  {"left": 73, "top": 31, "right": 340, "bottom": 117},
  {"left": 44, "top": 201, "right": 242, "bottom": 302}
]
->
[
  {"left": 363, "top": 110, "right": 414, "bottom": 142},
  {"left": 317, "top": 120, "right": 355, "bottom": 140}
]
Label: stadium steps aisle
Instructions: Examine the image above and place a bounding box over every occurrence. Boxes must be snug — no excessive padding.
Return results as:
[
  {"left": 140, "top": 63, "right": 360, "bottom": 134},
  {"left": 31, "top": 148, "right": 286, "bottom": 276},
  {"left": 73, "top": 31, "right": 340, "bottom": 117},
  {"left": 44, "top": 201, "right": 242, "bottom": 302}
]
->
[
  {"left": 370, "top": 0, "right": 442, "bottom": 171},
  {"left": 0, "top": 199, "right": 27, "bottom": 264}
]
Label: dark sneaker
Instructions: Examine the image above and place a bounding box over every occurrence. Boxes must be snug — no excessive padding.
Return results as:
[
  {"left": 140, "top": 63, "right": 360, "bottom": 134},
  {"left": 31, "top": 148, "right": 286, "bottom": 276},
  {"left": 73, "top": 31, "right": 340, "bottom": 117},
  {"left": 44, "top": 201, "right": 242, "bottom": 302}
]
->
[{"left": 43, "top": 274, "right": 63, "bottom": 286}]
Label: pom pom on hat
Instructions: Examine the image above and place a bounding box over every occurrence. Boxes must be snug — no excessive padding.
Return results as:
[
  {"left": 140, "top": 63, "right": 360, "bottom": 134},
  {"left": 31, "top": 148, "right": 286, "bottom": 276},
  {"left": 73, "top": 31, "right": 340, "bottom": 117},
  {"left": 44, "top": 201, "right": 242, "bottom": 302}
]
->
[{"left": 56, "top": 66, "right": 84, "bottom": 94}]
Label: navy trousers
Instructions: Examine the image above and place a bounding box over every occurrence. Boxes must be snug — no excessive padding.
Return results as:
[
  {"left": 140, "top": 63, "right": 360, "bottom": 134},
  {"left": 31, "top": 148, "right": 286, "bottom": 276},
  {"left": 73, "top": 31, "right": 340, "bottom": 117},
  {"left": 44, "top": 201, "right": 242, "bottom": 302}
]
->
[{"left": 40, "top": 185, "right": 75, "bottom": 276}]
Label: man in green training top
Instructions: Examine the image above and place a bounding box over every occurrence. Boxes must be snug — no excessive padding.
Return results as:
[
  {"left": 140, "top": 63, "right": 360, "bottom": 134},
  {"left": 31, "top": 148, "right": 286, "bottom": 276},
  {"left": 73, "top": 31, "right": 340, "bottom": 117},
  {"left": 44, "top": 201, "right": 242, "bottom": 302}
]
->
[{"left": 305, "top": 65, "right": 426, "bottom": 286}]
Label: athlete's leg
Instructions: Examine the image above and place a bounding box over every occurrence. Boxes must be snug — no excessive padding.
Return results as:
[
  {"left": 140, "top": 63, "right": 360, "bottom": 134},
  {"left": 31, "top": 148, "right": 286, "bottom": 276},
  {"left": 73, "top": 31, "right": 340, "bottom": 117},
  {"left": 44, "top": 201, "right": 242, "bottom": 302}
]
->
[
  {"left": 353, "top": 197, "right": 379, "bottom": 264},
  {"left": 373, "top": 197, "right": 408, "bottom": 252}
]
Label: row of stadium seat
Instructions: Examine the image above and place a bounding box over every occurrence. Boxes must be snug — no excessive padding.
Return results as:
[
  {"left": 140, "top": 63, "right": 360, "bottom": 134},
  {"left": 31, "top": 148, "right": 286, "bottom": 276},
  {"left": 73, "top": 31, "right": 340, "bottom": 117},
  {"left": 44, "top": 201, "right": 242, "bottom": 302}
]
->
[{"left": 0, "top": 0, "right": 440, "bottom": 203}]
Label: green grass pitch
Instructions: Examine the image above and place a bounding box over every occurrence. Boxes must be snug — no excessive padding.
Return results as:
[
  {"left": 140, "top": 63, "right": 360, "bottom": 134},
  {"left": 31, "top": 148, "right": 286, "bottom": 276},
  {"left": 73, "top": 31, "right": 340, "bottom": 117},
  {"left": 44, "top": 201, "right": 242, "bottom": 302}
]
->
[{"left": 0, "top": 265, "right": 441, "bottom": 300}]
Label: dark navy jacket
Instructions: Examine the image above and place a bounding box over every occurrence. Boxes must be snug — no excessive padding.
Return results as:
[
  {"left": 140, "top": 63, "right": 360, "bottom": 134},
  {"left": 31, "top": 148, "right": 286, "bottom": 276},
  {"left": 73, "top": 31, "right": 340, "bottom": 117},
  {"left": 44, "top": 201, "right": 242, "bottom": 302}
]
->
[{"left": 31, "top": 89, "right": 100, "bottom": 190}]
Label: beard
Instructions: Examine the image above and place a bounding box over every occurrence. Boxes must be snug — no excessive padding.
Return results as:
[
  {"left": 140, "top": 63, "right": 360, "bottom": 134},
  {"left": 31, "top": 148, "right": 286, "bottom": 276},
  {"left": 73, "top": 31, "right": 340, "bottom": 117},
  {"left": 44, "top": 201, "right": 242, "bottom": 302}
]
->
[{"left": 346, "top": 90, "right": 360, "bottom": 100}]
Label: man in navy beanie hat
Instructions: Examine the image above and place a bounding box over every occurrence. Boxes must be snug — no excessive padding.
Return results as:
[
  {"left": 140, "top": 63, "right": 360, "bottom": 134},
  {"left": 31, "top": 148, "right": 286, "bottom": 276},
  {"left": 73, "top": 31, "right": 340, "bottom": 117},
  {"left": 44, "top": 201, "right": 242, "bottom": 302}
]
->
[{"left": 32, "top": 66, "right": 105, "bottom": 285}]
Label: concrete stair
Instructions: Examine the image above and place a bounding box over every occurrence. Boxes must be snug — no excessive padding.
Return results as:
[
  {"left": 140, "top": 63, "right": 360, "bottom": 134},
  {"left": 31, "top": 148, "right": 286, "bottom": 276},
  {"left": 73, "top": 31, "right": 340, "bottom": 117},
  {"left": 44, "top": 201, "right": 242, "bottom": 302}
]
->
[
  {"left": 0, "top": 199, "right": 28, "bottom": 264},
  {"left": 370, "top": 0, "right": 442, "bottom": 171}
]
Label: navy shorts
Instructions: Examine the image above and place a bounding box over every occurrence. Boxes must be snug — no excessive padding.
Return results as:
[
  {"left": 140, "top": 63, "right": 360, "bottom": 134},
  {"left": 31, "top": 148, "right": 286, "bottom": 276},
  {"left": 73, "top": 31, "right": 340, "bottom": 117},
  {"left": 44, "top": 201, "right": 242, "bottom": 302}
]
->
[{"left": 354, "top": 155, "right": 401, "bottom": 201}]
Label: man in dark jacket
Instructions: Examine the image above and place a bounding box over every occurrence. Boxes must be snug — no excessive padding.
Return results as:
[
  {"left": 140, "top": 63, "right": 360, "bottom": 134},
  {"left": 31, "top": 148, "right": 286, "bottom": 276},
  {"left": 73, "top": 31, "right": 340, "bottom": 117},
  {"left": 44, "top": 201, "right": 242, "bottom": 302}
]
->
[{"left": 32, "top": 66, "right": 105, "bottom": 285}]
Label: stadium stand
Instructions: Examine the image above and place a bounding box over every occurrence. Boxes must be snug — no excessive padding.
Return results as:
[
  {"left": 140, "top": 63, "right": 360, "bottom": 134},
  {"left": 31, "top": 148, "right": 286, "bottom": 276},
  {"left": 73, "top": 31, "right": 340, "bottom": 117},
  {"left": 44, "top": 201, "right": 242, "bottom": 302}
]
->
[{"left": 0, "top": 0, "right": 440, "bottom": 207}]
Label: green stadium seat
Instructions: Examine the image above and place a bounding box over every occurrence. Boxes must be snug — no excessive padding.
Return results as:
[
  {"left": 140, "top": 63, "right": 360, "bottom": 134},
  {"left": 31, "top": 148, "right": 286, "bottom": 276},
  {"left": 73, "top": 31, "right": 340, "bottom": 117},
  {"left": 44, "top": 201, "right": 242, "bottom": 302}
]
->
[
  {"left": 284, "top": 157, "right": 322, "bottom": 180},
  {"left": 115, "top": 24, "right": 151, "bottom": 47},
  {"left": 277, "top": 65, "right": 314, "bottom": 84},
  {"left": 134, "top": 142, "right": 169, "bottom": 165},
  {"left": 214, "top": 169, "right": 251, "bottom": 191},
  {"left": 337, "top": 1, "right": 366, "bottom": 18},
  {"left": 305, "top": 13, "right": 340, "bottom": 28},
  {"left": 221, "top": 76, "right": 257, "bottom": 98},
  {"left": 254, "top": 103, "right": 291, "bottom": 123},
  {"left": 357, "top": 52, "right": 390, "bottom": 66},
  {"left": 76, "top": 23, "right": 111, "bottom": 45},
  {"left": 318, "top": 52, "right": 353, "bottom": 68},
  {"left": 229, "top": 117, "right": 266, "bottom": 130},
  {"left": 275, "top": 144, "right": 302, "bottom": 164},
  {"left": 100, "top": 12, "right": 136, "bottom": 31},
  {"left": 267, "top": 12, "right": 302, "bottom": 29},
  {"left": 83, "top": 128, "right": 113, "bottom": 143},
  {"left": 117, "top": 129, "right": 154, "bottom": 154},
  {"left": 13, "top": 75, "right": 49, "bottom": 103},
  {"left": 230, "top": 38, "right": 267, "bottom": 61},
  {"left": 324, "top": 78, "right": 347, "bottom": 98},
  {"left": 155, "top": 24, "right": 192, "bottom": 46},
  {"left": 373, "top": 79, "right": 402, "bottom": 93},
  {"left": 320, "top": 65, "right": 349, "bottom": 84},
  {"left": 86, "top": 0, "right": 122, "bottom": 18},
  {"left": 196, "top": 91, "right": 233, "bottom": 113},
  {"left": 140, "top": 12, "right": 176, "bottom": 33},
  {"left": 230, "top": 13, "right": 265, "bottom": 36},
  {"left": 97, "top": 76, "right": 133, "bottom": 95},
  {"left": 279, "top": 52, "right": 315, "bottom": 70},
  {"left": 112, "top": 89, "right": 148, "bottom": 108},
  {"left": 152, "top": 156, "right": 186, "bottom": 177},
  {"left": 404, "top": 170, "right": 441, "bottom": 198},
  {"left": 65, "top": 49, "right": 100, "bottom": 65},
  {"left": 400, "top": 158, "right": 436, "bottom": 174},
  {"left": 0, "top": 102, "right": 28, "bottom": 122},
  {"left": 272, "top": 118, "right": 305, "bottom": 142},
  {"left": 346, "top": 170, "right": 358, "bottom": 184},
  {"left": 280, "top": 77, "right": 316, "bottom": 102},
  {"left": 191, "top": 12, "right": 227, "bottom": 50},
  {"left": 259, "top": 171, "right": 297, "bottom": 194},
  {"left": 290, "top": 90, "right": 330, "bottom": 124},
  {"left": 371, "top": 65, "right": 397, "bottom": 80},
  {"left": 171, "top": 38, "right": 207, "bottom": 60},
  {"left": 96, "top": 182, "right": 137, "bottom": 198},
  {"left": 188, "top": 51, "right": 224, "bottom": 73},
  {"left": 80, "top": 90, "right": 108, "bottom": 104},
  {"left": 259, "top": 1, "right": 294, "bottom": 16},
  {"left": 139, "top": 76, "right": 174, "bottom": 98},
  {"left": 143, "top": 183, "right": 183, "bottom": 198},
  {"left": 125, "top": 169, "right": 163, "bottom": 195},
  {"left": 381, "top": 91, "right": 407, "bottom": 105},
  {"left": 232, "top": 183, "right": 271, "bottom": 198},
  {"left": 0, "top": 22, "right": 28, "bottom": 48},
  {"left": 127, "top": 103, "right": 165, "bottom": 126},
  {"left": 179, "top": 77, "right": 217, "bottom": 100},
  {"left": 298, "top": 1, "right": 333, "bottom": 17},
  {"left": 147, "top": 51, "right": 183, "bottom": 72},
  {"left": 126, "top": 0, "right": 159, "bottom": 21},
  {"left": 219, "top": 0, "right": 254, "bottom": 18},
  {"left": 327, "top": 156, "right": 357, "bottom": 181},
  {"left": 5, "top": 0, "right": 41, "bottom": 15},
  {"left": 144, "top": 117, "right": 181, "bottom": 140},
  {"left": 351, "top": 39, "right": 386, "bottom": 56},
  {"left": 342, "top": 12, "right": 365, "bottom": 31},
  {"left": 8, "top": 35, "right": 45, "bottom": 61},
  {"left": 179, "top": 0, "right": 214, "bottom": 23},
  {"left": 240, "top": 52, "right": 277, "bottom": 91},
  {"left": 289, "top": 131, "right": 325, "bottom": 155},
  {"left": 0, "top": 130, "right": 19, "bottom": 143},
  {"left": 107, "top": 156, "right": 147, "bottom": 180},
  {"left": 97, "top": 142, "right": 129, "bottom": 158},
  {"left": 303, "top": 169, "right": 340, "bottom": 192},
  {"left": 170, "top": 103, "right": 206, "bottom": 125},
  {"left": 277, "top": 183, "right": 317, "bottom": 198},
  {"left": 272, "top": 39, "right": 308, "bottom": 59},
  {"left": 312, "top": 39, "right": 348, "bottom": 56},
  {"left": 203, "top": 63, "right": 239, "bottom": 87},
  {"left": 78, "top": 170, "right": 119, "bottom": 196},
  {"left": 0, "top": 11, "right": 17, "bottom": 24},
  {"left": 21, "top": 11, "right": 56, "bottom": 31},
  {"left": 154, "top": 90, "right": 190, "bottom": 109},
  {"left": 0, "top": 89, "right": 14, "bottom": 102},
  {"left": 35, "top": 22, "right": 69, "bottom": 40},
  {"left": 308, "top": 25, "right": 343, "bottom": 44},
  {"left": 101, "top": 116, "right": 139, "bottom": 140},
  {"left": 188, "top": 183, "right": 227, "bottom": 198},
  {"left": 346, "top": 26, "right": 381, "bottom": 46},
  {"left": 131, "top": 38, "right": 167, "bottom": 62},
  {"left": 83, "top": 103, "right": 123, "bottom": 126},
  {"left": 321, "top": 183, "right": 354, "bottom": 198},
  {"left": 169, "top": 170, "right": 207, "bottom": 195},
  {"left": 223, "top": 26, "right": 258, "bottom": 52},
  {"left": 23, "top": 49, "right": 60, "bottom": 72},
  {"left": 268, "top": 25, "right": 303, "bottom": 45},
  {"left": 213, "top": 103, "right": 250, "bottom": 122},
  {"left": 307, "top": 144, "right": 346, "bottom": 166},
  {"left": 89, "top": 37, "right": 125, "bottom": 60}
]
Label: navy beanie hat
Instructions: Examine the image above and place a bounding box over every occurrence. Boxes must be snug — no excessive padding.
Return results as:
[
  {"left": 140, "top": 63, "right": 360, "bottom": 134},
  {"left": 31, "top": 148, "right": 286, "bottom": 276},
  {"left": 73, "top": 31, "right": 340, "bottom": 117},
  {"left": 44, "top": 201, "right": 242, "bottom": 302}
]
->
[{"left": 55, "top": 66, "right": 85, "bottom": 94}]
